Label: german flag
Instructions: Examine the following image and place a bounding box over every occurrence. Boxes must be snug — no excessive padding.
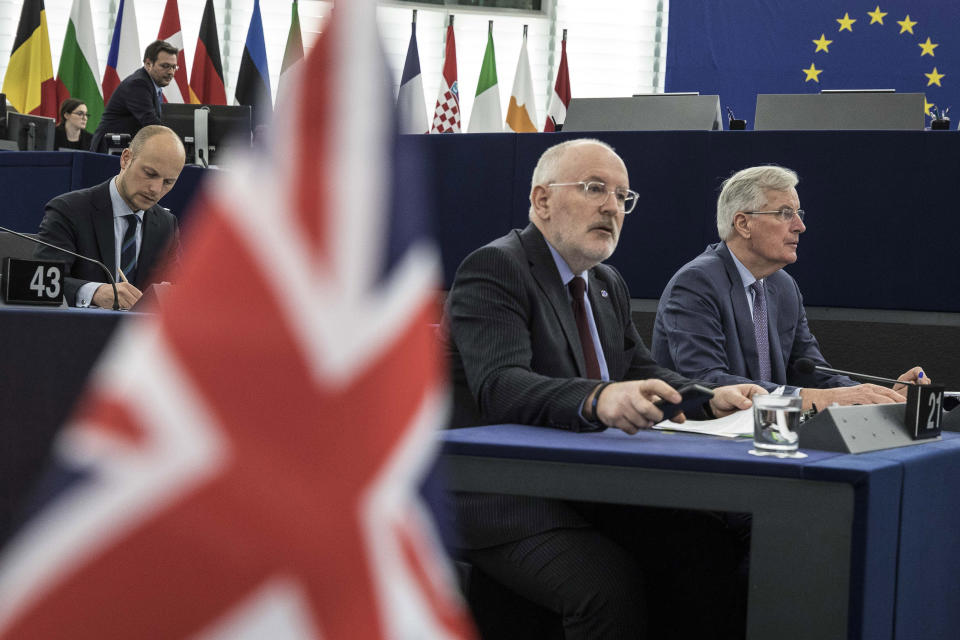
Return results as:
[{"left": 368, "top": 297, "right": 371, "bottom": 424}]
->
[
  {"left": 189, "top": 0, "right": 226, "bottom": 105},
  {"left": 2, "top": 0, "right": 57, "bottom": 118}
]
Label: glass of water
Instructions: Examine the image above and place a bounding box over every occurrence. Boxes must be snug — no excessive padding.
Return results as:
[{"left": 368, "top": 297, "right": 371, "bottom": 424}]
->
[{"left": 749, "top": 394, "right": 806, "bottom": 458}]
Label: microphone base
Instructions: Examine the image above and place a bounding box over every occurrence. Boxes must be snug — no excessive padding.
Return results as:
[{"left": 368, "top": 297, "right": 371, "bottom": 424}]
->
[{"left": 799, "top": 403, "right": 937, "bottom": 454}]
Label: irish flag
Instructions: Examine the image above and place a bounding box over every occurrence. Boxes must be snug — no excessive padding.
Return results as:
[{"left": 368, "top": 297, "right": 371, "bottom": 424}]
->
[
  {"left": 55, "top": 0, "right": 103, "bottom": 130},
  {"left": 468, "top": 21, "right": 502, "bottom": 133}
]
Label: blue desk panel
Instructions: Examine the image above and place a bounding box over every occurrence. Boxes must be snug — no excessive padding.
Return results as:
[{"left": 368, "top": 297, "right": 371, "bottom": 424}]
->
[{"left": 442, "top": 424, "right": 960, "bottom": 639}]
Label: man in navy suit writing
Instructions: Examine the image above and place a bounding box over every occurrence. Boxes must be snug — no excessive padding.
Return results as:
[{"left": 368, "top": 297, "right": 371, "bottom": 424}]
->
[
  {"left": 652, "top": 165, "right": 927, "bottom": 408},
  {"left": 36, "top": 125, "right": 185, "bottom": 309},
  {"left": 91, "top": 40, "right": 179, "bottom": 154}
]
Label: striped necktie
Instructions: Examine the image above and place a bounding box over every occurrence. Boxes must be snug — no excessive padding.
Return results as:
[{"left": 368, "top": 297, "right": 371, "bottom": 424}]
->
[
  {"left": 750, "top": 280, "right": 772, "bottom": 381},
  {"left": 120, "top": 214, "right": 140, "bottom": 285}
]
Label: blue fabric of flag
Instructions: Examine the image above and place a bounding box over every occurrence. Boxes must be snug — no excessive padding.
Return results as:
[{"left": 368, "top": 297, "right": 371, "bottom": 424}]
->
[
  {"left": 105, "top": 0, "right": 125, "bottom": 69},
  {"left": 400, "top": 29, "right": 422, "bottom": 86},
  {"left": 243, "top": 0, "right": 270, "bottom": 99},
  {"left": 666, "top": 1, "right": 960, "bottom": 126}
]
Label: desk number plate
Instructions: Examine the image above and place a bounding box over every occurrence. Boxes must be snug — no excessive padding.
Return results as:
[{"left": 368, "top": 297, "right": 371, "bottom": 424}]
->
[
  {"left": 906, "top": 384, "right": 945, "bottom": 440},
  {"left": 2, "top": 258, "right": 65, "bottom": 306}
]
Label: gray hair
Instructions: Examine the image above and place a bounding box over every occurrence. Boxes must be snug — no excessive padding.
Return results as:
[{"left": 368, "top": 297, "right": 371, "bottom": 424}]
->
[
  {"left": 716, "top": 165, "right": 798, "bottom": 240},
  {"left": 528, "top": 138, "right": 618, "bottom": 220}
]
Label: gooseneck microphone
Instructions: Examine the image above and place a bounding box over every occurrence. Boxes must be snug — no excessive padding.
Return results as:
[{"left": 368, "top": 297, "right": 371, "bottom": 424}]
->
[
  {"left": 793, "top": 357, "right": 917, "bottom": 387},
  {"left": 0, "top": 224, "right": 121, "bottom": 311}
]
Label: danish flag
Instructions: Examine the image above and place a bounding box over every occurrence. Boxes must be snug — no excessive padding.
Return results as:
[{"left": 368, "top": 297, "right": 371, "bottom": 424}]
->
[{"left": 0, "top": 1, "right": 475, "bottom": 638}]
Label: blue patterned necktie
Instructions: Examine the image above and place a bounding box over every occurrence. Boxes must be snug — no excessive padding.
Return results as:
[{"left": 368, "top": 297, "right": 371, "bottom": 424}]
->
[
  {"left": 120, "top": 214, "right": 140, "bottom": 285},
  {"left": 750, "top": 280, "right": 772, "bottom": 382}
]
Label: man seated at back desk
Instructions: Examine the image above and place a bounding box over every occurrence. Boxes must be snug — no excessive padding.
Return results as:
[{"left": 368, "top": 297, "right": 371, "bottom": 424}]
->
[
  {"left": 34, "top": 125, "right": 185, "bottom": 309},
  {"left": 652, "top": 165, "right": 927, "bottom": 406},
  {"left": 446, "top": 138, "right": 764, "bottom": 638}
]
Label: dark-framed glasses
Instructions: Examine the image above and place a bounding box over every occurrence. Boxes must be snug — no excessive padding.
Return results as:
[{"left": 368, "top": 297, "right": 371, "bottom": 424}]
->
[
  {"left": 547, "top": 181, "right": 639, "bottom": 214},
  {"left": 157, "top": 63, "right": 179, "bottom": 71},
  {"left": 744, "top": 207, "right": 805, "bottom": 223},
  {"left": 71, "top": 110, "right": 89, "bottom": 118}
]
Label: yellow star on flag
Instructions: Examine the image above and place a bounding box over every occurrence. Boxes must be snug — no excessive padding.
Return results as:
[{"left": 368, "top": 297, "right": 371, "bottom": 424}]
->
[
  {"left": 897, "top": 15, "right": 918, "bottom": 34},
  {"left": 803, "top": 63, "right": 823, "bottom": 82},
  {"left": 836, "top": 13, "right": 856, "bottom": 31},
  {"left": 867, "top": 6, "right": 887, "bottom": 24},
  {"left": 812, "top": 34, "right": 833, "bottom": 52},
  {"left": 918, "top": 37, "right": 938, "bottom": 57},
  {"left": 924, "top": 98, "right": 935, "bottom": 116},
  {"left": 925, "top": 67, "right": 945, "bottom": 87}
]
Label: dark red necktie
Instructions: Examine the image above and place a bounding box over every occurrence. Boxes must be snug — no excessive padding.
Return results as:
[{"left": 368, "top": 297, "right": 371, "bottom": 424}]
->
[{"left": 569, "top": 276, "right": 602, "bottom": 379}]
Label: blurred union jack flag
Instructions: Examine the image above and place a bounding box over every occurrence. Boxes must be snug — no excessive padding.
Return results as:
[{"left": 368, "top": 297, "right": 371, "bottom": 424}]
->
[{"left": 0, "top": 0, "right": 474, "bottom": 638}]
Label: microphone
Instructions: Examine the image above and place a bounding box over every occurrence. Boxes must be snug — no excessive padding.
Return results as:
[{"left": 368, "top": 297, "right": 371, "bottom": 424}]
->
[
  {"left": 793, "top": 357, "right": 917, "bottom": 387},
  {"left": 0, "top": 224, "right": 121, "bottom": 311}
]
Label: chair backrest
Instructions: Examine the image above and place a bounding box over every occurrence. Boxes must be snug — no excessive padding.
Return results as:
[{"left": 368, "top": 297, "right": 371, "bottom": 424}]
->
[{"left": 0, "top": 231, "right": 40, "bottom": 261}]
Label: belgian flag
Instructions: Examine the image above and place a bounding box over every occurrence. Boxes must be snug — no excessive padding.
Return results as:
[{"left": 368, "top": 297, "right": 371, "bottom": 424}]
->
[
  {"left": 2, "top": 0, "right": 57, "bottom": 118},
  {"left": 189, "top": 0, "right": 226, "bottom": 105}
]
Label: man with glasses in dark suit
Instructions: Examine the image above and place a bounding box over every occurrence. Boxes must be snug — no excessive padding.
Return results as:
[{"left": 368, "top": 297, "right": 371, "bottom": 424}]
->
[
  {"left": 446, "top": 138, "right": 763, "bottom": 638},
  {"left": 91, "top": 40, "right": 180, "bottom": 154}
]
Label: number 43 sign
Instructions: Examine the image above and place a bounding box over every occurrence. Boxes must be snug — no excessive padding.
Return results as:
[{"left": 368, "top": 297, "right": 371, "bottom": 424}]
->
[
  {"left": 1, "top": 258, "right": 65, "bottom": 307},
  {"left": 906, "top": 384, "right": 945, "bottom": 440}
]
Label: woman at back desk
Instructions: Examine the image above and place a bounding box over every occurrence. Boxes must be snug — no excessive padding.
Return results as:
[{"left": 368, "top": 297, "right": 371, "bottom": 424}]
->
[{"left": 54, "top": 98, "right": 93, "bottom": 151}]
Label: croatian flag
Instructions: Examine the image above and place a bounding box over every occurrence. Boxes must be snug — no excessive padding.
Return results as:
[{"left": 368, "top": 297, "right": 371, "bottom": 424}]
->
[
  {"left": 102, "top": 0, "right": 140, "bottom": 104},
  {"left": 0, "top": 0, "right": 476, "bottom": 637}
]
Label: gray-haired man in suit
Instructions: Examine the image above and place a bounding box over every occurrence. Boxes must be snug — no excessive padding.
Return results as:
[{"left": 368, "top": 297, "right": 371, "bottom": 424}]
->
[{"left": 446, "top": 138, "right": 763, "bottom": 638}]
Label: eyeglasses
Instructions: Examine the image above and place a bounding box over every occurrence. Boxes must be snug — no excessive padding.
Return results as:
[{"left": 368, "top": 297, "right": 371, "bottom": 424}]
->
[
  {"left": 156, "top": 63, "right": 179, "bottom": 71},
  {"left": 70, "top": 111, "right": 89, "bottom": 118},
  {"left": 744, "top": 207, "right": 805, "bottom": 223},
  {"left": 547, "top": 181, "right": 639, "bottom": 214}
]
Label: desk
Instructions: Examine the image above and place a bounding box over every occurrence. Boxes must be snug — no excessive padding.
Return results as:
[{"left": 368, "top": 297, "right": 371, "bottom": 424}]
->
[
  {"left": 0, "top": 307, "right": 125, "bottom": 544},
  {"left": 441, "top": 425, "right": 960, "bottom": 640}
]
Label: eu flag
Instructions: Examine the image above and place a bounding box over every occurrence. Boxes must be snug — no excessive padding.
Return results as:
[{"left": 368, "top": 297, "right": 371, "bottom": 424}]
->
[{"left": 666, "top": 1, "right": 960, "bottom": 126}]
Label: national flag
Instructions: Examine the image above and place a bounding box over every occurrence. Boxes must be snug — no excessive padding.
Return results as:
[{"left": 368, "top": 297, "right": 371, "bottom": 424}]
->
[
  {"left": 543, "top": 29, "right": 570, "bottom": 132},
  {"left": 2, "top": 0, "right": 57, "bottom": 119},
  {"left": 431, "top": 17, "right": 460, "bottom": 134},
  {"left": 505, "top": 27, "right": 538, "bottom": 133},
  {"left": 102, "top": 0, "right": 141, "bottom": 105},
  {"left": 158, "top": 0, "right": 190, "bottom": 104},
  {"left": 55, "top": 0, "right": 103, "bottom": 131},
  {"left": 468, "top": 21, "right": 502, "bottom": 133},
  {"left": 235, "top": 0, "right": 272, "bottom": 123},
  {"left": 397, "top": 12, "right": 428, "bottom": 134},
  {"left": 666, "top": 0, "right": 960, "bottom": 125},
  {"left": 0, "top": 0, "right": 476, "bottom": 636},
  {"left": 189, "top": 0, "right": 227, "bottom": 105},
  {"left": 276, "top": 0, "right": 304, "bottom": 107}
]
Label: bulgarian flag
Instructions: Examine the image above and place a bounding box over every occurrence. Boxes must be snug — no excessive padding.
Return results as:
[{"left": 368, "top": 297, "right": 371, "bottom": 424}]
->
[
  {"left": 2, "top": 0, "right": 57, "bottom": 119},
  {"left": 158, "top": 0, "right": 190, "bottom": 104},
  {"left": 55, "top": 0, "right": 103, "bottom": 131},
  {"left": 468, "top": 21, "right": 502, "bottom": 133}
]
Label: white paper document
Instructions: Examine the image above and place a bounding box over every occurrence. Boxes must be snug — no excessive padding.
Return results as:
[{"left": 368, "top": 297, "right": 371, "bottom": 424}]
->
[{"left": 652, "top": 408, "right": 754, "bottom": 438}]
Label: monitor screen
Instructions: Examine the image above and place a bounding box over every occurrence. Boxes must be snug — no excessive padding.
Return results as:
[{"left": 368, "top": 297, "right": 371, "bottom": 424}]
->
[
  {"left": 162, "top": 104, "right": 253, "bottom": 166},
  {"left": 5, "top": 112, "right": 55, "bottom": 151}
]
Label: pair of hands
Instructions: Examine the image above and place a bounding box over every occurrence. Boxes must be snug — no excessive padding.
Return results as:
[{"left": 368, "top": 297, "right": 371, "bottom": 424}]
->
[
  {"left": 92, "top": 282, "right": 142, "bottom": 310},
  {"left": 800, "top": 366, "right": 929, "bottom": 410},
  {"left": 595, "top": 380, "right": 766, "bottom": 435}
]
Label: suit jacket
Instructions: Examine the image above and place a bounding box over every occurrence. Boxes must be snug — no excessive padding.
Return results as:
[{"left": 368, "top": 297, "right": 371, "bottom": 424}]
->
[
  {"left": 446, "top": 224, "right": 698, "bottom": 547},
  {"left": 90, "top": 67, "right": 162, "bottom": 153},
  {"left": 34, "top": 179, "right": 180, "bottom": 305},
  {"left": 651, "top": 242, "right": 854, "bottom": 392}
]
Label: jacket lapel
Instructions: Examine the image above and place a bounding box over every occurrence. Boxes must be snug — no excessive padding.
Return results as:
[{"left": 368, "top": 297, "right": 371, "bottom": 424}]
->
[
  {"left": 764, "top": 278, "right": 787, "bottom": 383},
  {"left": 717, "top": 243, "right": 762, "bottom": 380},
  {"left": 93, "top": 181, "right": 117, "bottom": 277},
  {"left": 136, "top": 207, "right": 162, "bottom": 288},
  {"left": 519, "top": 225, "right": 586, "bottom": 376}
]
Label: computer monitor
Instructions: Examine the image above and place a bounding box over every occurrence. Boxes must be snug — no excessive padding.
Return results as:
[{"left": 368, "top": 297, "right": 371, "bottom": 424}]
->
[
  {"left": 5, "top": 112, "right": 55, "bottom": 151},
  {"left": 161, "top": 104, "right": 253, "bottom": 166}
]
